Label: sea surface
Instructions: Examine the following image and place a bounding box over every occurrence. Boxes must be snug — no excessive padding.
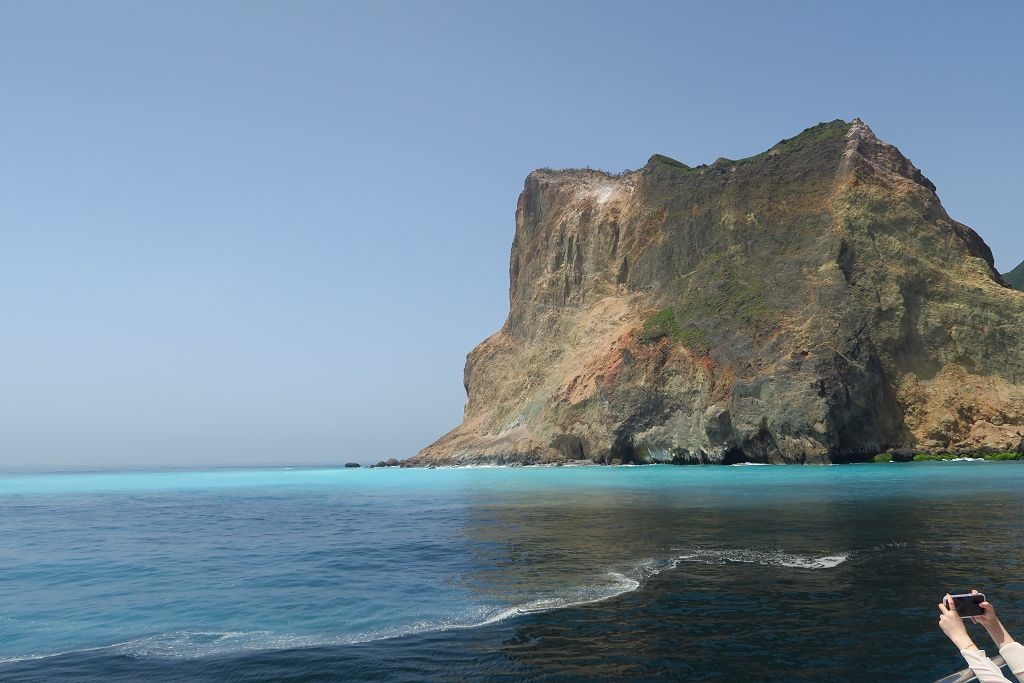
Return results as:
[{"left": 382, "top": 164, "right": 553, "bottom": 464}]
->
[{"left": 1, "top": 463, "right": 1022, "bottom": 682}]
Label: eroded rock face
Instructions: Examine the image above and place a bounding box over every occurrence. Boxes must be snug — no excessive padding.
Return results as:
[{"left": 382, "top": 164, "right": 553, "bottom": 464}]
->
[{"left": 412, "top": 120, "right": 1024, "bottom": 465}]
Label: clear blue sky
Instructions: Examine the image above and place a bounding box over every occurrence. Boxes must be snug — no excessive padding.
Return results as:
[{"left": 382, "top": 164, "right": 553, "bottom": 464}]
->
[{"left": 2, "top": 1, "right": 1022, "bottom": 469}]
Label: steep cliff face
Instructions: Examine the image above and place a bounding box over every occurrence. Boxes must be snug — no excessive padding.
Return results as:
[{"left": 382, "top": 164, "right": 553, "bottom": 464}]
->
[
  {"left": 1005, "top": 260, "right": 1024, "bottom": 290},
  {"left": 413, "top": 120, "right": 1024, "bottom": 465}
]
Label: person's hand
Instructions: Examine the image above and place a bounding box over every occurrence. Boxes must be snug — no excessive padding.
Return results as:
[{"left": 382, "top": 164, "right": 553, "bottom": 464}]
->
[
  {"left": 939, "top": 593, "right": 976, "bottom": 651},
  {"left": 969, "top": 589, "right": 998, "bottom": 627},
  {"left": 968, "top": 589, "right": 1015, "bottom": 649}
]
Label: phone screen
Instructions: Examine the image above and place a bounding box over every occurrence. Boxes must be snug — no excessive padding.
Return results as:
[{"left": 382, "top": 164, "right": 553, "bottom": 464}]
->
[{"left": 952, "top": 593, "right": 985, "bottom": 618}]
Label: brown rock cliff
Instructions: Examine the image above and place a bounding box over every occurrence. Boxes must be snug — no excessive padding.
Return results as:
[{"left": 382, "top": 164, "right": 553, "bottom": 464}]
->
[{"left": 412, "top": 120, "right": 1024, "bottom": 465}]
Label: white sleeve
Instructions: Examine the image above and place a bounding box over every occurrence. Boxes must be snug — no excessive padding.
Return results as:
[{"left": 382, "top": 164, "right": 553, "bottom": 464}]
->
[
  {"left": 961, "top": 648, "right": 1013, "bottom": 683},
  {"left": 998, "top": 642, "right": 1024, "bottom": 682}
]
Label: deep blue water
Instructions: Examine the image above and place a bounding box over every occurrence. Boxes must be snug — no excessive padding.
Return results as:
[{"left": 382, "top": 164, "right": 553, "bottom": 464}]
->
[{"left": 1, "top": 463, "right": 1022, "bottom": 682}]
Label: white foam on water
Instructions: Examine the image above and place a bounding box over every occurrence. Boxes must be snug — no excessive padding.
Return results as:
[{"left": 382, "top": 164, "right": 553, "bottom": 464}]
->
[
  {"left": 524, "top": 572, "right": 640, "bottom": 612},
  {"left": 777, "top": 554, "right": 849, "bottom": 569},
  {"left": 470, "top": 570, "right": 641, "bottom": 628},
  {"left": 0, "top": 640, "right": 141, "bottom": 665},
  {"left": 0, "top": 547, "right": 859, "bottom": 665},
  {"left": 0, "top": 571, "right": 645, "bottom": 664},
  {"left": 671, "top": 548, "right": 849, "bottom": 570},
  {"left": 2, "top": 545, "right": 866, "bottom": 665}
]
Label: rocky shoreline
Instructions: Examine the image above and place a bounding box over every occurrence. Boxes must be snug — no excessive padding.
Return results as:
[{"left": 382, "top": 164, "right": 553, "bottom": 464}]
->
[{"left": 370, "top": 449, "right": 1023, "bottom": 468}]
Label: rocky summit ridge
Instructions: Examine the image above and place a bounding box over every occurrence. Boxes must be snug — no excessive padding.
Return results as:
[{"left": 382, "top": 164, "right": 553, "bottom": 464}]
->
[{"left": 411, "top": 120, "right": 1024, "bottom": 465}]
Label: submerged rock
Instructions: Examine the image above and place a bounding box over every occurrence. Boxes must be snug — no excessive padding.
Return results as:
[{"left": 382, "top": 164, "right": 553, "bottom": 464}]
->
[{"left": 410, "top": 120, "right": 1024, "bottom": 466}]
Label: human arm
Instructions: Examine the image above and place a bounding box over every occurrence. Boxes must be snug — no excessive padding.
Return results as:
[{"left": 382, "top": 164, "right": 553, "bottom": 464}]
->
[
  {"left": 959, "top": 648, "right": 1015, "bottom": 683},
  {"left": 970, "top": 591, "right": 1014, "bottom": 649},
  {"left": 940, "top": 593, "right": 1012, "bottom": 683},
  {"left": 998, "top": 642, "right": 1024, "bottom": 683},
  {"left": 968, "top": 590, "right": 1024, "bottom": 682}
]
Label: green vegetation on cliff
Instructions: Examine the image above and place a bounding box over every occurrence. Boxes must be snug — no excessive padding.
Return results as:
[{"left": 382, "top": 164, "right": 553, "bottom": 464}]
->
[
  {"left": 982, "top": 452, "right": 1024, "bottom": 461},
  {"left": 873, "top": 452, "right": 1022, "bottom": 462},
  {"left": 646, "top": 120, "right": 851, "bottom": 173},
  {"left": 648, "top": 154, "right": 689, "bottom": 170},
  {"left": 910, "top": 452, "right": 1021, "bottom": 461},
  {"left": 1004, "top": 260, "right": 1024, "bottom": 290},
  {"left": 641, "top": 308, "right": 709, "bottom": 350},
  {"left": 740, "top": 119, "right": 851, "bottom": 164}
]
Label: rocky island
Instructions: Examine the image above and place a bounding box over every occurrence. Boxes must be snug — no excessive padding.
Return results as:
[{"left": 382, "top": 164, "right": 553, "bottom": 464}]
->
[{"left": 411, "top": 120, "right": 1024, "bottom": 465}]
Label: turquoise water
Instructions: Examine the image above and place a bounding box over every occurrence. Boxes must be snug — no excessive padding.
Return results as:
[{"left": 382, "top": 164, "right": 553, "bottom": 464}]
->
[{"left": 2, "top": 463, "right": 1022, "bottom": 681}]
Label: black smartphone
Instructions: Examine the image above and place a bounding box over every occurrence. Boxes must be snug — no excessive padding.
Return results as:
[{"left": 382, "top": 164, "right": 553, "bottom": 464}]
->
[{"left": 951, "top": 593, "right": 986, "bottom": 618}]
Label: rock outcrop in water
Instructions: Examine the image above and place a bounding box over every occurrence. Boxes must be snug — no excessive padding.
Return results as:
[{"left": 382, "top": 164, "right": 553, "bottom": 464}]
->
[
  {"left": 412, "top": 120, "right": 1024, "bottom": 465},
  {"left": 1005, "top": 260, "right": 1024, "bottom": 290}
]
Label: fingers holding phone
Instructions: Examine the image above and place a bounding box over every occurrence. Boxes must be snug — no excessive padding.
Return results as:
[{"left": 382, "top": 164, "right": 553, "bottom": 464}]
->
[
  {"left": 951, "top": 592, "right": 986, "bottom": 618},
  {"left": 969, "top": 589, "right": 998, "bottom": 627},
  {"left": 939, "top": 593, "right": 975, "bottom": 650}
]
